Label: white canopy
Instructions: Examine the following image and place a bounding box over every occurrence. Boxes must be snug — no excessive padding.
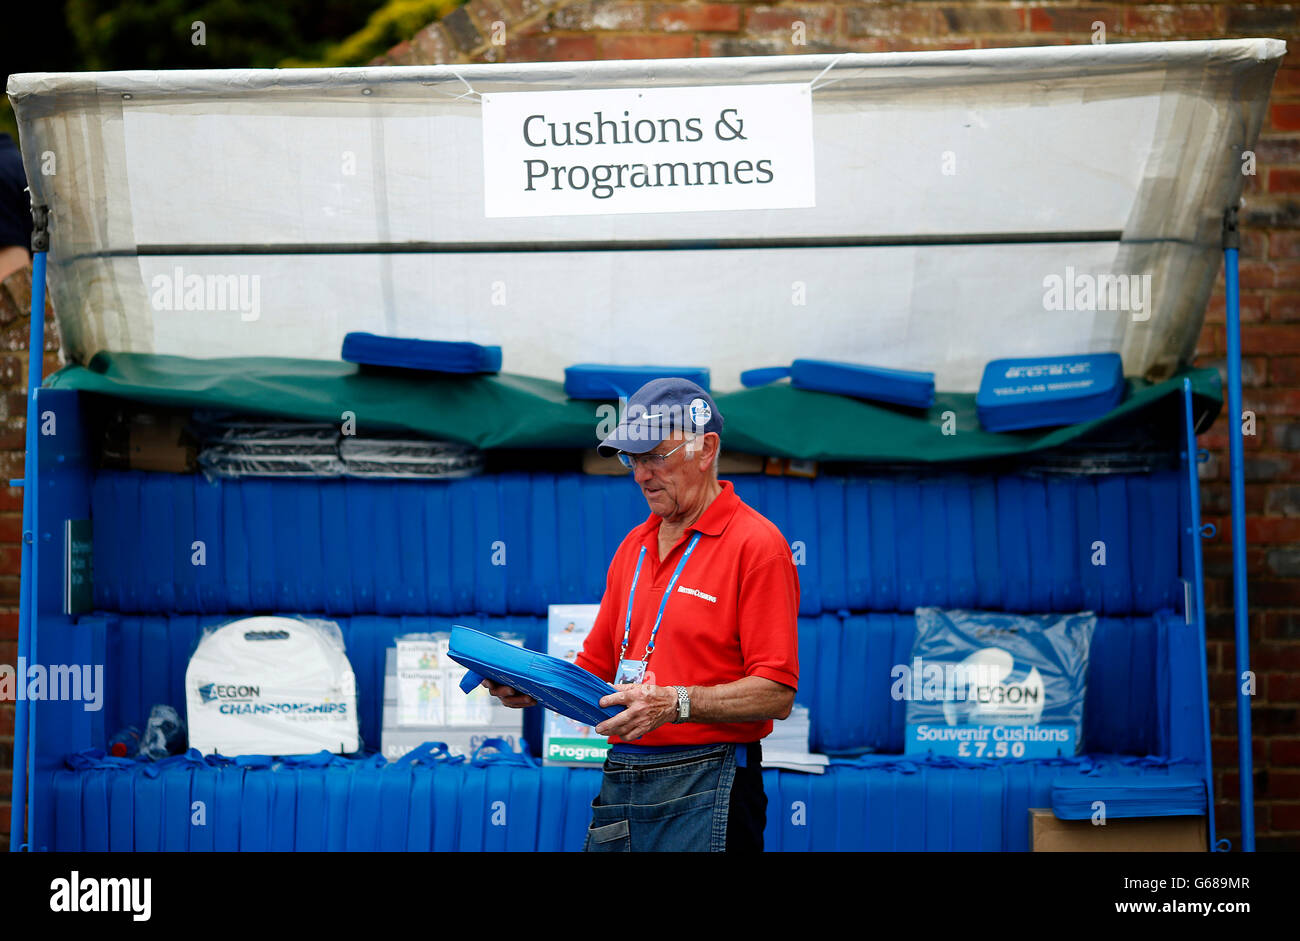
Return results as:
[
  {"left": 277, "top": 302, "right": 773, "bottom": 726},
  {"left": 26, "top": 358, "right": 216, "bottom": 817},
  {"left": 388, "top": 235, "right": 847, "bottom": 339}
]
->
[{"left": 6, "top": 39, "right": 1285, "bottom": 391}]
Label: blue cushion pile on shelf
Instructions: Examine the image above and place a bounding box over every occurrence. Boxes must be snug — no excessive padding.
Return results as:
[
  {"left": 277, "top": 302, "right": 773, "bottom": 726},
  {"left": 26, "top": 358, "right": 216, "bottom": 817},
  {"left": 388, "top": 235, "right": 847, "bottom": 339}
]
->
[
  {"left": 43, "top": 745, "right": 1199, "bottom": 852},
  {"left": 82, "top": 609, "right": 1201, "bottom": 766},
  {"left": 64, "top": 462, "right": 1207, "bottom": 852},
  {"left": 89, "top": 469, "right": 1188, "bottom": 618}
]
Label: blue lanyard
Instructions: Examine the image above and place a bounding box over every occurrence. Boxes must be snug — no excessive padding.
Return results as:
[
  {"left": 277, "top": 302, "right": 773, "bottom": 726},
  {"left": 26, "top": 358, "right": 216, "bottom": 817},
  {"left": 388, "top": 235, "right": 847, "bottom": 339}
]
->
[{"left": 620, "top": 531, "right": 702, "bottom": 665}]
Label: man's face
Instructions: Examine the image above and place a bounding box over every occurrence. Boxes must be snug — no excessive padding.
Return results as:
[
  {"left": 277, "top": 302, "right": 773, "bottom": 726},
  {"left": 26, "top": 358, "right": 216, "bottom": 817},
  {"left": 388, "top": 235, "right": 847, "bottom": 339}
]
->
[{"left": 631, "top": 432, "right": 709, "bottom": 520}]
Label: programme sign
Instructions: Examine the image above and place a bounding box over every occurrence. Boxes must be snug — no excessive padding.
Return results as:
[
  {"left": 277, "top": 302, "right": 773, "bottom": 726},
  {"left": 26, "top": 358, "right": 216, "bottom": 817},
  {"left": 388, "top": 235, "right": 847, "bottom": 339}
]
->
[{"left": 481, "top": 83, "right": 815, "bottom": 217}]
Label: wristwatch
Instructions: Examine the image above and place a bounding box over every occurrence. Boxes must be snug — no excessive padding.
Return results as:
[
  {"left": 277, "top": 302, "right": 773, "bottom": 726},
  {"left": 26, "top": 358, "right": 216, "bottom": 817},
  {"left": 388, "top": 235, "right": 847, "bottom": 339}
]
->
[{"left": 672, "top": 686, "right": 691, "bottom": 724}]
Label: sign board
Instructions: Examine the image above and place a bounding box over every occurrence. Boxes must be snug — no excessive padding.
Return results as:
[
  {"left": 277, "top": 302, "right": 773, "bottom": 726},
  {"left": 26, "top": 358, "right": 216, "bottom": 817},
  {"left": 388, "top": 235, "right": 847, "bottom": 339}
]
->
[{"left": 482, "top": 83, "right": 815, "bottom": 217}]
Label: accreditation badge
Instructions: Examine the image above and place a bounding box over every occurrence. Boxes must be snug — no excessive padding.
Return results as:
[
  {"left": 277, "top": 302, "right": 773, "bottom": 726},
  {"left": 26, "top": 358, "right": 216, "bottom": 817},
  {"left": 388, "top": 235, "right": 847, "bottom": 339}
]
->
[{"left": 614, "top": 659, "right": 648, "bottom": 685}]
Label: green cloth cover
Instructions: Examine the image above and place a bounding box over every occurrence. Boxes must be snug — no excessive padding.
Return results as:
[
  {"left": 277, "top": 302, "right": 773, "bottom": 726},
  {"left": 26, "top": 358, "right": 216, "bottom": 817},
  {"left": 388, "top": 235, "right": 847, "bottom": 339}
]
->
[{"left": 46, "top": 351, "right": 1222, "bottom": 463}]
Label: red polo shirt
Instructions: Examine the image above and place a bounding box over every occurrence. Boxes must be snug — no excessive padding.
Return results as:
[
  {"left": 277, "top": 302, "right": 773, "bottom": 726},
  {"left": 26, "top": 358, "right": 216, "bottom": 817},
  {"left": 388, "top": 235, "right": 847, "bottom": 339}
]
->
[{"left": 575, "top": 479, "right": 800, "bottom": 746}]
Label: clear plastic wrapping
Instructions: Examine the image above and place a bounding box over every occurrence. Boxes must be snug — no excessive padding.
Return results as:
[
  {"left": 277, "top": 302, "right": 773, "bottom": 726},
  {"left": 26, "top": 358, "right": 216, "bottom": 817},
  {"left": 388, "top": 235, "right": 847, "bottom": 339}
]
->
[
  {"left": 192, "top": 416, "right": 483, "bottom": 479},
  {"left": 903, "top": 608, "right": 1096, "bottom": 758}
]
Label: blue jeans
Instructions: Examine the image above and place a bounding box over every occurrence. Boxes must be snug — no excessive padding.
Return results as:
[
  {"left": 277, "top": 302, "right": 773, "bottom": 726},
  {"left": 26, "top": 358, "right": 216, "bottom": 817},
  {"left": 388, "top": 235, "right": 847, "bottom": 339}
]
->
[{"left": 582, "top": 743, "right": 744, "bottom": 852}]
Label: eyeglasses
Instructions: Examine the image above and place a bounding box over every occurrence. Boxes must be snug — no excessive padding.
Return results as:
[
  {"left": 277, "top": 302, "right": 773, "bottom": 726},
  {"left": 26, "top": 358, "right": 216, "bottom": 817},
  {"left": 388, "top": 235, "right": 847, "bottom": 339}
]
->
[{"left": 617, "top": 438, "right": 692, "bottom": 470}]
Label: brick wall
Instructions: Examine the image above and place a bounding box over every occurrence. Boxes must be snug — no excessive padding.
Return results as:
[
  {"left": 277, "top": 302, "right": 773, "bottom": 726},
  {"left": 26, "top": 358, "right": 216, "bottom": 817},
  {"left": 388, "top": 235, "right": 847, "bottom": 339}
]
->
[
  {"left": 385, "top": 0, "right": 1300, "bottom": 853},
  {"left": 2, "top": 1, "right": 1296, "bottom": 852}
]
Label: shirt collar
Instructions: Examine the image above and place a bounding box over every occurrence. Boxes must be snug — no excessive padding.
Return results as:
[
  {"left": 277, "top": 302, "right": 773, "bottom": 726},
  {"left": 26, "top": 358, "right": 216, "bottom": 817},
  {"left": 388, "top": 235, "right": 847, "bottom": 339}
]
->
[{"left": 638, "top": 479, "right": 740, "bottom": 541}]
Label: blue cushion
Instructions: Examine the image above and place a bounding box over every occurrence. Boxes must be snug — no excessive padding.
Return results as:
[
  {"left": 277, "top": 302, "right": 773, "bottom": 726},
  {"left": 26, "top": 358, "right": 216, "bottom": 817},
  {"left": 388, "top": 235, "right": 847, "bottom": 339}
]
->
[
  {"left": 790, "top": 359, "right": 935, "bottom": 409},
  {"left": 341, "top": 332, "right": 502, "bottom": 374},
  {"left": 563, "top": 364, "right": 710, "bottom": 399},
  {"left": 446, "top": 625, "right": 622, "bottom": 728},
  {"left": 742, "top": 361, "right": 936, "bottom": 409},
  {"left": 1051, "top": 760, "right": 1207, "bottom": 819},
  {"left": 977, "top": 353, "right": 1124, "bottom": 431}
]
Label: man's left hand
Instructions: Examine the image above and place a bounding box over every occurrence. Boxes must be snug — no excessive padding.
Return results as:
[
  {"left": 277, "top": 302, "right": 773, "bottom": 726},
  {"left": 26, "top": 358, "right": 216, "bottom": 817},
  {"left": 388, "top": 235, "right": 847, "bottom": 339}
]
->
[{"left": 595, "top": 683, "right": 678, "bottom": 740}]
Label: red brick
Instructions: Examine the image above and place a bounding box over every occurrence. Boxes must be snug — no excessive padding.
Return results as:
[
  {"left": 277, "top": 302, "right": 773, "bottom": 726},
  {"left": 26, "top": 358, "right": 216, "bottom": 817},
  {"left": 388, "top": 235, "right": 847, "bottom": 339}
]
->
[
  {"left": 0, "top": 579, "right": 18, "bottom": 605},
  {"left": 1214, "top": 736, "right": 1265, "bottom": 767},
  {"left": 409, "top": 24, "right": 460, "bottom": 64},
  {"left": 1273, "top": 103, "right": 1300, "bottom": 133},
  {"left": 879, "top": 38, "right": 977, "bottom": 52},
  {"left": 835, "top": 37, "right": 890, "bottom": 54},
  {"left": 0, "top": 611, "right": 17, "bottom": 640},
  {"left": 697, "top": 36, "right": 801, "bottom": 56},
  {"left": 1243, "top": 325, "right": 1300, "bottom": 354},
  {"left": 1029, "top": 7, "right": 1124, "bottom": 35},
  {"left": 650, "top": 3, "right": 741, "bottom": 33},
  {"left": 1271, "top": 168, "right": 1300, "bottom": 193},
  {"left": 597, "top": 34, "right": 695, "bottom": 59},
  {"left": 467, "top": 0, "right": 511, "bottom": 32},
  {"left": 502, "top": 34, "right": 599, "bottom": 62},
  {"left": 936, "top": 7, "right": 1024, "bottom": 34},
  {"left": 1271, "top": 770, "right": 1300, "bottom": 798},
  {"left": 1252, "top": 640, "right": 1300, "bottom": 670},
  {"left": 1263, "top": 611, "right": 1300, "bottom": 643},
  {"left": 552, "top": 1, "right": 646, "bottom": 31},
  {"left": 1195, "top": 321, "right": 1221, "bottom": 358},
  {"left": 1275, "top": 68, "right": 1300, "bottom": 102},
  {"left": 1239, "top": 229, "right": 1269, "bottom": 260},
  {"left": 844, "top": 6, "right": 940, "bottom": 38},
  {"left": 1271, "top": 803, "right": 1300, "bottom": 831},
  {"left": 1238, "top": 261, "right": 1277, "bottom": 290},
  {"left": 0, "top": 703, "right": 12, "bottom": 737},
  {"left": 1209, "top": 669, "right": 1237, "bottom": 702},
  {"left": 1205, "top": 292, "right": 1267, "bottom": 324},
  {"left": 1125, "top": 5, "right": 1220, "bottom": 37},
  {"left": 748, "top": 5, "right": 837, "bottom": 37},
  {"left": 0, "top": 515, "right": 19, "bottom": 543},
  {"left": 1257, "top": 134, "right": 1300, "bottom": 165},
  {"left": 1274, "top": 738, "right": 1300, "bottom": 765},
  {"left": 1270, "top": 674, "right": 1300, "bottom": 702},
  {"left": 1270, "top": 295, "right": 1300, "bottom": 322},
  {"left": 1271, "top": 232, "right": 1300, "bottom": 260},
  {"left": 0, "top": 489, "right": 18, "bottom": 514},
  {"left": 1248, "top": 517, "right": 1300, "bottom": 544},
  {"left": 1227, "top": 6, "right": 1300, "bottom": 35}
]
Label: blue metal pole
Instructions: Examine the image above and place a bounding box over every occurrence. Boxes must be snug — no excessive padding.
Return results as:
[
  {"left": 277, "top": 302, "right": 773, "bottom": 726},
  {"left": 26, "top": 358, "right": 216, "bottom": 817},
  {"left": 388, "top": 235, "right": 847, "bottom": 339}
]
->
[
  {"left": 1183, "top": 378, "right": 1218, "bottom": 851},
  {"left": 10, "top": 231, "right": 46, "bottom": 851},
  {"left": 1222, "top": 209, "right": 1254, "bottom": 851}
]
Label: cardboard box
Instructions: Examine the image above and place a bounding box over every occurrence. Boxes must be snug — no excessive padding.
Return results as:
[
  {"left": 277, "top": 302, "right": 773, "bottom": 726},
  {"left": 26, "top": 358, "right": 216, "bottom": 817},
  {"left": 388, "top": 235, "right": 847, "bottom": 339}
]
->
[
  {"left": 582, "top": 449, "right": 628, "bottom": 475},
  {"left": 100, "top": 408, "right": 198, "bottom": 473},
  {"left": 1030, "top": 808, "right": 1207, "bottom": 852}
]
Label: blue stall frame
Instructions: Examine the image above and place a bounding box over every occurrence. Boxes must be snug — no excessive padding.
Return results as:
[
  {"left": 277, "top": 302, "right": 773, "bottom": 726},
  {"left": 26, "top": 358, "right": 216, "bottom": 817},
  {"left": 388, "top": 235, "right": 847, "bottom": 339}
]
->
[{"left": 7, "top": 206, "right": 1257, "bottom": 852}]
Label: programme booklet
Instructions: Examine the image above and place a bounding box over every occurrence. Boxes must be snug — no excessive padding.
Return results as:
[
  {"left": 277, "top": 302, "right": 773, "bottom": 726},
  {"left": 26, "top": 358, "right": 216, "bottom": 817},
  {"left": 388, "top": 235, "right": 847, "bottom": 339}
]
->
[{"left": 544, "top": 604, "right": 610, "bottom": 765}]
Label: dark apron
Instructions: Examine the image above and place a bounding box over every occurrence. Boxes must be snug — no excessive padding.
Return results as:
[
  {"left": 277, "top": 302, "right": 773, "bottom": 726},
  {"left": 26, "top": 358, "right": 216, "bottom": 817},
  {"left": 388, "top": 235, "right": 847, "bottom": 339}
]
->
[{"left": 583, "top": 742, "right": 747, "bottom": 852}]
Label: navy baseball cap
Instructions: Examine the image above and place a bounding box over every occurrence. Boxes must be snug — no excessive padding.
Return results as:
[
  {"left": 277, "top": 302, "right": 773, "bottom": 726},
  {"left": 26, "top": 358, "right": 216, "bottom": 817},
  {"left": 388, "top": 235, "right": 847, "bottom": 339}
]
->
[{"left": 596, "top": 377, "right": 724, "bottom": 457}]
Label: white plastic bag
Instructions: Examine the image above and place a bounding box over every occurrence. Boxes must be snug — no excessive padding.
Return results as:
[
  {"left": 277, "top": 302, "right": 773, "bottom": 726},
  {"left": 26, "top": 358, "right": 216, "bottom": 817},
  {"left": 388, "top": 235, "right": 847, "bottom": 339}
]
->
[{"left": 185, "top": 615, "right": 359, "bottom": 756}]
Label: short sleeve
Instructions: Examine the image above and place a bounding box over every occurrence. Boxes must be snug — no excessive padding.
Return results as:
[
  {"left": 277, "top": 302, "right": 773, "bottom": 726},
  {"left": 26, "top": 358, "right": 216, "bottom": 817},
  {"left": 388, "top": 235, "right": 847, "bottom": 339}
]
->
[
  {"left": 574, "top": 560, "right": 621, "bottom": 682},
  {"left": 738, "top": 553, "right": 800, "bottom": 689}
]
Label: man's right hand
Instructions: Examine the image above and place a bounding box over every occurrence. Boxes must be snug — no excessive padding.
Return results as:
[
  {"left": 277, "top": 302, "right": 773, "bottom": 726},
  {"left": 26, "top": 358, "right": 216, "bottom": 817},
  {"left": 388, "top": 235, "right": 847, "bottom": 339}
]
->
[{"left": 482, "top": 679, "right": 538, "bottom": 708}]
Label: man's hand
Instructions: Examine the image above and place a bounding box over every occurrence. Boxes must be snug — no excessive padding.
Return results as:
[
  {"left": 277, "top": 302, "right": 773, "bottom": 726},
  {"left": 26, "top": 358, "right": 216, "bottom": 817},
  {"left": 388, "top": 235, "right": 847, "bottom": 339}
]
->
[
  {"left": 594, "top": 683, "right": 678, "bottom": 741},
  {"left": 481, "top": 679, "right": 537, "bottom": 708}
]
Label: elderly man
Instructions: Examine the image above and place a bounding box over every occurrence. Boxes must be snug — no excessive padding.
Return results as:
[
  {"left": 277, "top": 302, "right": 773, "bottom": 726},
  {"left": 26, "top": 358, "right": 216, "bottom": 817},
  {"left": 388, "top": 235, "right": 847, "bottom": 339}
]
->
[{"left": 485, "top": 377, "right": 799, "bottom": 852}]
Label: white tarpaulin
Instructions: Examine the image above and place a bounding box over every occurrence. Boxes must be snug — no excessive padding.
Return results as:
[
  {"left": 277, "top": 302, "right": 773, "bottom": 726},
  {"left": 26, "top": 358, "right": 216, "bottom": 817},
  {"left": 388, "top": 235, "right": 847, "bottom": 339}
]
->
[{"left": 6, "top": 40, "right": 1285, "bottom": 391}]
